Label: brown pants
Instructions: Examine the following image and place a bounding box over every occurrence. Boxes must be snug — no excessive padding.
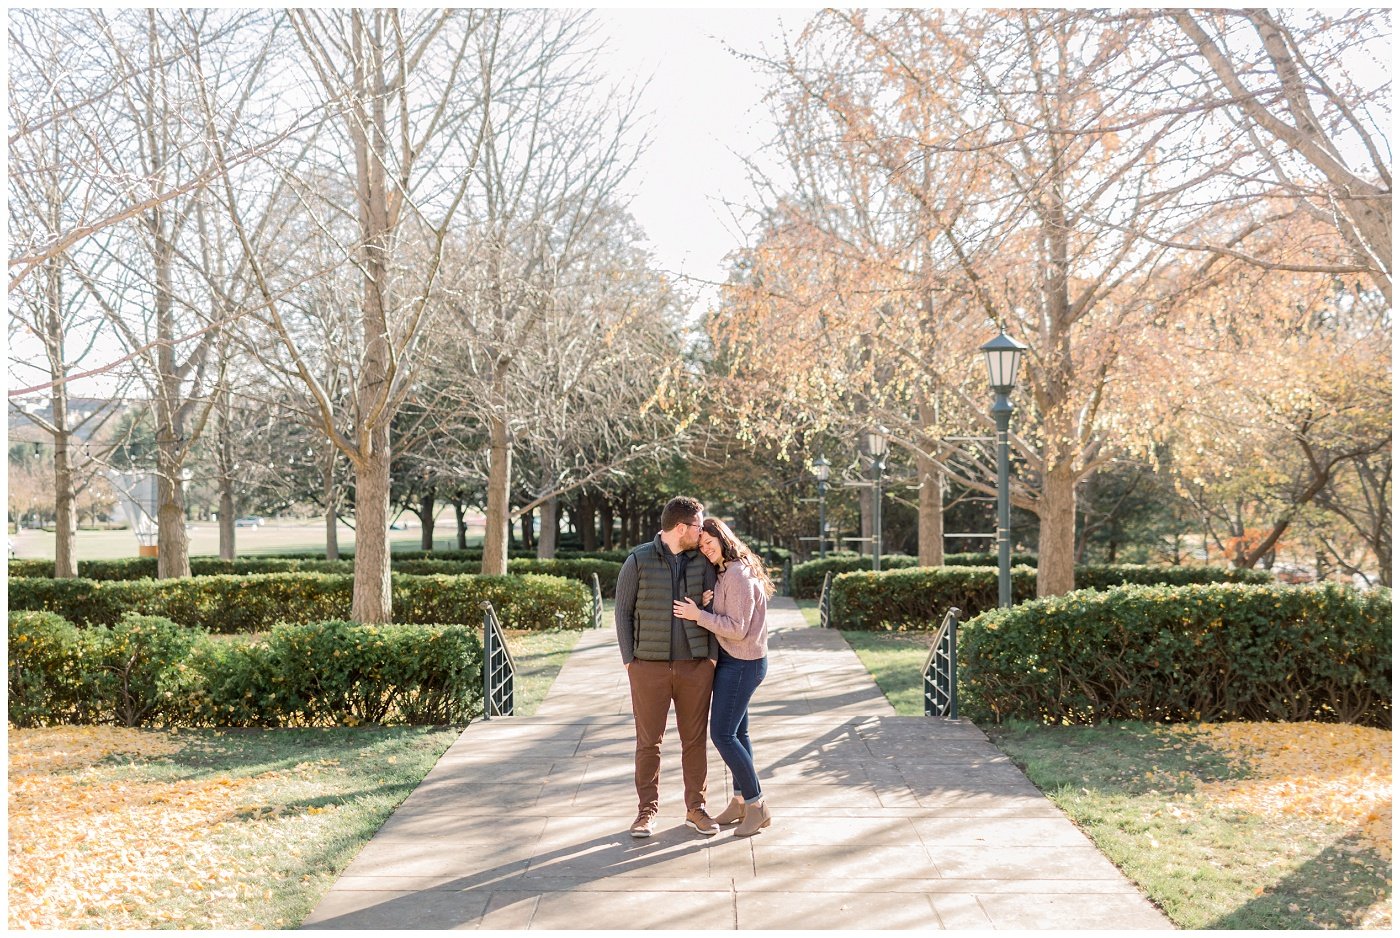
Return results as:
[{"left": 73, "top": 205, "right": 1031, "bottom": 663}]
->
[{"left": 627, "top": 657, "right": 716, "bottom": 814}]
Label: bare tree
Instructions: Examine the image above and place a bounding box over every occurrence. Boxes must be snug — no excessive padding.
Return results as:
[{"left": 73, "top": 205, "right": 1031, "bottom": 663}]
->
[
  {"left": 210, "top": 10, "right": 493, "bottom": 620},
  {"left": 435, "top": 10, "right": 647, "bottom": 575},
  {"left": 1160, "top": 9, "right": 1391, "bottom": 301}
]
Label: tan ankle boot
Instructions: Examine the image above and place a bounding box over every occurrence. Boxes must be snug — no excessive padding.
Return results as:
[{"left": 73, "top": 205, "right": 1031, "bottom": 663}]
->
[
  {"left": 734, "top": 799, "right": 771, "bottom": 837},
  {"left": 713, "top": 794, "right": 745, "bottom": 825}
]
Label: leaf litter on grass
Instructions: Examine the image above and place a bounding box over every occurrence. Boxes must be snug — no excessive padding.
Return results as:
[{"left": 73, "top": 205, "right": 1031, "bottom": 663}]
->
[
  {"left": 1176, "top": 720, "right": 1392, "bottom": 928},
  {"left": 8, "top": 726, "right": 349, "bottom": 929}
]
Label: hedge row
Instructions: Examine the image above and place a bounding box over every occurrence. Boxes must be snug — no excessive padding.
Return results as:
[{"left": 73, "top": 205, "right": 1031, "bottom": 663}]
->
[
  {"left": 959, "top": 583, "right": 1391, "bottom": 728},
  {"left": 394, "top": 558, "right": 622, "bottom": 597},
  {"left": 7, "top": 571, "right": 590, "bottom": 634},
  {"left": 829, "top": 563, "right": 1273, "bottom": 629},
  {"left": 8, "top": 550, "right": 628, "bottom": 581},
  {"left": 9, "top": 610, "right": 481, "bottom": 728},
  {"left": 789, "top": 553, "right": 1043, "bottom": 598}
]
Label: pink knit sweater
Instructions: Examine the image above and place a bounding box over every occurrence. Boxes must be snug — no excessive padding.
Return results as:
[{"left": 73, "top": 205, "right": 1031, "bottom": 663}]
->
[{"left": 695, "top": 559, "right": 768, "bottom": 660}]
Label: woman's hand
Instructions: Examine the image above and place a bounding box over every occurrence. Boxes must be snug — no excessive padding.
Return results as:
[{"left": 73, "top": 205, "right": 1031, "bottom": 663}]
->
[
  {"left": 702, "top": 590, "right": 714, "bottom": 607},
  {"left": 672, "top": 597, "right": 701, "bottom": 621}
]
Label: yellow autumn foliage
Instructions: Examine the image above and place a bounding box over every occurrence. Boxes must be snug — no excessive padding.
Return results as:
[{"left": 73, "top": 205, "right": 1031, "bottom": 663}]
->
[
  {"left": 1182, "top": 721, "right": 1392, "bottom": 859},
  {"left": 7, "top": 726, "right": 343, "bottom": 929}
]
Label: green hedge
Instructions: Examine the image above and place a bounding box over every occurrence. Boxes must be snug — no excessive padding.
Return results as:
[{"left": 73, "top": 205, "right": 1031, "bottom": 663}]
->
[
  {"left": 790, "top": 555, "right": 919, "bottom": 598},
  {"left": 832, "top": 566, "right": 1038, "bottom": 629},
  {"left": 9, "top": 550, "right": 629, "bottom": 581},
  {"left": 7, "top": 571, "right": 589, "bottom": 633},
  {"left": 943, "top": 551, "right": 1040, "bottom": 568},
  {"left": 393, "top": 558, "right": 622, "bottom": 597},
  {"left": 790, "top": 553, "right": 1049, "bottom": 599},
  {"left": 959, "top": 583, "right": 1391, "bottom": 728},
  {"left": 8, "top": 610, "right": 482, "bottom": 728},
  {"left": 828, "top": 563, "right": 1274, "bottom": 629}
]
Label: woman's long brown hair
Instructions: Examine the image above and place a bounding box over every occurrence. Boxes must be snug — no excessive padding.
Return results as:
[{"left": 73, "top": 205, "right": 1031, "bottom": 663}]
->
[{"left": 701, "top": 518, "right": 776, "bottom": 597}]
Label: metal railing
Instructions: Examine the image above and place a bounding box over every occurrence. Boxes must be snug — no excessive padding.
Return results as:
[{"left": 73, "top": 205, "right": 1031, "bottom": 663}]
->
[
  {"left": 818, "top": 571, "right": 833, "bottom": 628},
  {"left": 481, "top": 601, "right": 515, "bottom": 719},
  {"left": 922, "top": 607, "right": 961, "bottom": 718},
  {"left": 591, "top": 572, "right": 604, "bottom": 630}
]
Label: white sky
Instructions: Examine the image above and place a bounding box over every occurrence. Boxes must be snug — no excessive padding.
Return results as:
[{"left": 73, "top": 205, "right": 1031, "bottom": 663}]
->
[{"left": 588, "top": 7, "right": 818, "bottom": 310}]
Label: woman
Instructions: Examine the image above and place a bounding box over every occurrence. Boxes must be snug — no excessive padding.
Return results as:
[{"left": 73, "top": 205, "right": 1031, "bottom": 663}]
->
[{"left": 672, "top": 517, "right": 774, "bottom": 837}]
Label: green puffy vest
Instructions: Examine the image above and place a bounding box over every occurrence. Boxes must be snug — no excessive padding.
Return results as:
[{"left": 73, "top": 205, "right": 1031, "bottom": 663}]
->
[{"left": 629, "top": 537, "right": 714, "bottom": 661}]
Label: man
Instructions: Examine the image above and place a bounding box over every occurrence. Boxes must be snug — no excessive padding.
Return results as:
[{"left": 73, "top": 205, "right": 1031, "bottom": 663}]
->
[{"left": 614, "top": 495, "right": 719, "bottom": 838}]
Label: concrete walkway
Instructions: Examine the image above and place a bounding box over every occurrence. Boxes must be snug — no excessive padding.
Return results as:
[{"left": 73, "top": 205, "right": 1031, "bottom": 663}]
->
[{"left": 302, "top": 599, "right": 1172, "bottom": 930}]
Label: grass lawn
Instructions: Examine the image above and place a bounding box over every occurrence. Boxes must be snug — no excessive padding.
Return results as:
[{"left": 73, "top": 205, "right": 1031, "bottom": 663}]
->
[
  {"left": 8, "top": 626, "right": 587, "bottom": 929},
  {"left": 9, "top": 724, "right": 460, "bottom": 929},
  {"left": 838, "top": 627, "right": 1393, "bottom": 930}
]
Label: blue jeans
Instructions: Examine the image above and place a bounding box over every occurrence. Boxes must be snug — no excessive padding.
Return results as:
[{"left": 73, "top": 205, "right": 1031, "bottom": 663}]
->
[{"left": 710, "top": 648, "right": 768, "bottom": 801}]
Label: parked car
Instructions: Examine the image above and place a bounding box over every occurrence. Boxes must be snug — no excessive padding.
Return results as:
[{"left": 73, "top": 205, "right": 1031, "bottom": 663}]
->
[
  {"left": 234, "top": 516, "right": 264, "bottom": 528},
  {"left": 389, "top": 520, "right": 408, "bottom": 530}
]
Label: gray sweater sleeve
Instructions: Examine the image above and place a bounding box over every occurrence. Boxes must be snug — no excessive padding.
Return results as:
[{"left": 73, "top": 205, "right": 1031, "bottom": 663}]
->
[{"left": 614, "top": 553, "right": 639, "bottom": 665}]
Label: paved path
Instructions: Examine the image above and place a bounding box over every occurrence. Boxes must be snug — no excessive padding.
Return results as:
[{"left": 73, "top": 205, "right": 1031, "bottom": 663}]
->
[{"left": 303, "top": 599, "right": 1171, "bottom": 930}]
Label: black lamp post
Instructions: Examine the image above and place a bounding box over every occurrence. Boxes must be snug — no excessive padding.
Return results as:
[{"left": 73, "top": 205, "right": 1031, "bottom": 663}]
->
[
  {"left": 979, "top": 331, "right": 1027, "bottom": 608},
  {"left": 812, "top": 454, "right": 831, "bottom": 559},
  {"left": 865, "top": 426, "right": 890, "bottom": 571}
]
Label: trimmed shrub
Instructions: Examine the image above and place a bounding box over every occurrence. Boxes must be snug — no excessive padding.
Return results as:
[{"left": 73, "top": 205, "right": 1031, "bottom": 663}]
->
[
  {"left": 10, "top": 550, "right": 630, "bottom": 580},
  {"left": 943, "top": 551, "right": 1039, "bottom": 568},
  {"left": 394, "top": 558, "right": 622, "bottom": 597},
  {"left": 9, "top": 611, "right": 202, "bottom": 727},
  {"left": 1076, "top": 563, "right": 1271, "bottom": 588},
  {"left": 392, "top": 573, "right": 589, "bottom": 630},
  {"left": 960, "top": 583, "right": 1391, "bottom": 727},
  {"left": 789, "top": 554, "right": 919, "bottom": 599},
  {"left": 89, "top": 614, "right": 205, "bottom": 727},
  {"left": 179, "top": 621, "right": 482, "bottom": 727},
  {"left": 7, "top": 556, "right": 353, "bottom": 579},
  {"left": 832, "top": 565, "right": 1038, "bottom": 629},
  {"left": 8, "top": 611, "right": 93, "bottom": 727},
  {"left": 8, "top": 571, "right": 589, "bottom": 633},
  {"left": 8, "top": 611, "right": 482, "bottom": 728},
  {"left": 828, "top": 563, "right": 1279, "bottom": 629}
]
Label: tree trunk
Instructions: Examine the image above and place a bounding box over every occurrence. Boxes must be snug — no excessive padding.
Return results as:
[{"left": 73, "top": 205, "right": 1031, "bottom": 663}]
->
[
  {"left": 520, "top": 508, "right": 535, "bottom": 550},
  {"left": 325, "top": 502, "right": 339, "bottom": 561},
  {"left": 579, "top": 491, "right": 598, "bottom": 551},
  {"left": 350, "top": 428, "right": 392, "bottom": 622},
  {"left": 217, "top": 390, "right": 235, "bottom": 561},
  {"left": 44, "top": 259, "right": 78, "bottom": 578},
  {"left": 618, "top": 500, "right": 633, "bottom": 549},
  {"left": 1036, "top": 461, "right": 1077, "bottom": 596},
  {"left": 324, "top": 448, "right": 340, "bottom": 561},
  {"left": 155, "top": 439, "right": 191, "bottom": 578},
  {"left": 419, "top": 490, "right": 436, "bottom": 550},
  {"left": 219, "top": 486, "right": 235, "bottom": 561},
  {"left": 537, "top": 497, "right": 559, "bottom": 558},
  {"left": 600, "top": 498, "right": 614, "bottom": 550},
  {"left": 916, "top": 451, "right": 944, "bottom": 567},
  {"left": 482, "top": 414, "right": 512, "bottom": 576},
  {"left": 453, "top": 497, "right": 468, "bottom": 550}
]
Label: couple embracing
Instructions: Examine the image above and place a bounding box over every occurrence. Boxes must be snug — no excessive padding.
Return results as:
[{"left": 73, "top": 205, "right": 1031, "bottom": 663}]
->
[{"left": 613, "top": 496, "right": 774, "bottom": 839}]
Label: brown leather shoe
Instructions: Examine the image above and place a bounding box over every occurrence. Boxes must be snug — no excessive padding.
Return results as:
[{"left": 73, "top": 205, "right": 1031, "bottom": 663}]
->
[
  {"left": 685, "top": 807, "right": 719, "bottom": 836},
  {"left": 734, "top": 799, "right": 771, "bottom": 837},
  {"left": 712, "top": 794, "right": 746, "bottom": 825},
  {"left": 630, "top": 811, "right": 656, "bottom": 838}
]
